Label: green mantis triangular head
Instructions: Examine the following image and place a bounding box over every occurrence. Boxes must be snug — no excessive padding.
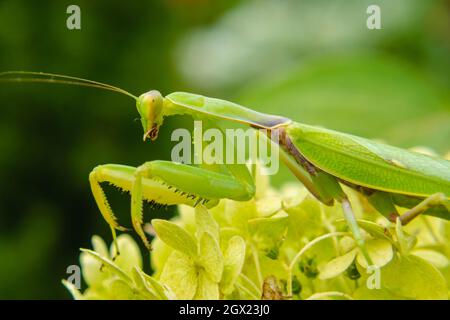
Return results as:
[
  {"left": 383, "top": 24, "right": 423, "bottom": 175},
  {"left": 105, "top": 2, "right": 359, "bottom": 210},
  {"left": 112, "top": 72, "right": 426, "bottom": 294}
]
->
[{"left": 137, "top": 90, "right": 164, "bottom": 142}]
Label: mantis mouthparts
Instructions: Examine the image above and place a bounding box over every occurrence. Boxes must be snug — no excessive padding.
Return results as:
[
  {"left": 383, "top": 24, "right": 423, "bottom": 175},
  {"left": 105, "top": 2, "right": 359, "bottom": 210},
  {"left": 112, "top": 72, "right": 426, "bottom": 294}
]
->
[{"left": 143, "top": 126, "right": 159, "bottom": 141}]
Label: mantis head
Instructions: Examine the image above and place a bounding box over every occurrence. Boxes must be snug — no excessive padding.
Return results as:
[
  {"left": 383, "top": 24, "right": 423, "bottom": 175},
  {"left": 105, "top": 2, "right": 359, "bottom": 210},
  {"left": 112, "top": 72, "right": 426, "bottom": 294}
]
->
[{"left": 137, "top": 90, "right": 164, "bottom": 141}]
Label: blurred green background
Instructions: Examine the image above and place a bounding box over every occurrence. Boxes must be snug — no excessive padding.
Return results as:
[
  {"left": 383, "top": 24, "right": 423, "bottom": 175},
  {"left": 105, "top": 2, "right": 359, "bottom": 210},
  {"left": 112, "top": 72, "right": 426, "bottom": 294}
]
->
[{"left": 0, "top": 0, "right": 448, "bottom": 298}]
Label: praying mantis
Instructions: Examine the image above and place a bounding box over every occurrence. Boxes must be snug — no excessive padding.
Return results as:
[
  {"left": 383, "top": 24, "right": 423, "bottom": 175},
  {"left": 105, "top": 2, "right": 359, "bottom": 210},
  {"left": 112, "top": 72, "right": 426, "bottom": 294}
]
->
[{"left": 1, "top": 71, "right": 449, "bottom": 266}]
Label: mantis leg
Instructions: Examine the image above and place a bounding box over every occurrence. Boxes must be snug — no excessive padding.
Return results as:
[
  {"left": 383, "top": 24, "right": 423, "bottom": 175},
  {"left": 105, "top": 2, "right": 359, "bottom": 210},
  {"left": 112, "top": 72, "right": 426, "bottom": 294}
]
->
[
  {"left": 276, "top": 135, "right": 374, "bottom": 265},
  {"left": 131, "top": 160, "right": 255, "bottom": 249},
  {"left": 89, "top": 165, "right": 131, "bottom": 255},
  {"left": 311, "top": 172, "right": 374, "bottom": 265},
  {"left": 366, "top": 191, "right": 399, "bottom": 222},
  {"left": 399, "top": 193, "right": 448, "bottom": 225},
  {"left": 341, "top": 198, "right": 373, "bottom": 265},
  {"left": 89, "top": 161, "right": 255, "bottom": 250}
]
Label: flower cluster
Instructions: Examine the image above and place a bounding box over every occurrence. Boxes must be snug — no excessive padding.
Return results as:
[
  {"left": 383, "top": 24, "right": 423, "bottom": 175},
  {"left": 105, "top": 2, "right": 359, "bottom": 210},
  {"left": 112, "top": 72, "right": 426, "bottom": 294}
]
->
[{"left": 64, "top": 167, "right": 450, "bottom": 299}]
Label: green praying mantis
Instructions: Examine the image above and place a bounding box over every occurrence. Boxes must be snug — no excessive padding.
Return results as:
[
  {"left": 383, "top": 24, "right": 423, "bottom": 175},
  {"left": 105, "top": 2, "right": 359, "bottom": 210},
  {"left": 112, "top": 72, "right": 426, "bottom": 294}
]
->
[{"left": 1, "top": 71, "right": 449, "bottom": 266}]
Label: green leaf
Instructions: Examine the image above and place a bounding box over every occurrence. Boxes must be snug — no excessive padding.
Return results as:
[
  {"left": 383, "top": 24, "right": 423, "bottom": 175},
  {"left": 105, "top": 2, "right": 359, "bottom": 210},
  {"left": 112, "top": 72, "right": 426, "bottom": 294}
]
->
[
  {"left": 132, "top": 267, "right": 176, "bottom": 300},
  {"left": 131, "top": 267, "right": 158, "bottom": 299},
  {"left": 248, "top": 215, "right": 288, "bottom": 255},
  {"left": 194, "top": 271, "right": 219, "bottom": 300},
  {"left": 306, "top": 291, "right": 353, "bottom": 300},
  {"left": 319, "top": 249, "right": 358, "bottom": 280},
  {"left": 220, "top": 236, "right": 246, "bottom": 294},
  {"left": 81, "top": 287, "right": 109, "bottom": 300},
  {"left": 141, "top": 272, "right": 176, "bottom": 300},
  {"left": 236, "top": 274, "right": 261, "bottom": 299},
  {"left": 257, "top": 254, "right": 289, "bottom": 280},
  {"left": 285, "top": 197, "right": 324, "bottom": 239},
  {"left": 109, "top": 279, "right": 140, "bottom": 299},
  {"left": 280, "top": 184, "right": 308, "bottom": 209},
  {"left": 110, "top": 234, "right": 142, "bottom": 274},
  {"left": 159, "top": 251, "right": 198, "bottom": 300},
  {"left": 224, "top": 200, "right": 257, "bottom": 232},
  {"left": 80, "top": 249, "right": 131, "bottom": 282},
  {"left": 255, "top": 196, "right": 282, "bottom": 217},
  {"left": 198, "top": 232, "right": 224, "bottom": 283},
  {"left": 395, "top": 218, "right": 416, "bottom": 254},
  {"left": 62, "top": 280, "right": 84, "bottom": 300},
  {"left": 91, "top": 235, "right": 109, "bottom": 257},
  {"left": 248, "top": 215, "right": 288, "bottom": 239},
  {"left": 152, "top": 219, "right": 198, "bottom": 257},
  {"left": 79, "top": 250, "right": 109, "bottom": 287},
  {"left": 356, "top": 220, "right": 394, "bottom": 244},
  {"left": 413, "top": 249, "right": 449, "bottom": 269},
  {"left": 357, "top": 239, "right": 394, "bottom": 268},
  {"left": 195, "top": 205, "right": 219, "bottom": 241},
  {"left": 380, "top": 255, "right": 448, "bottom": 300},
  {"left": 339, "top": 236, "right": 356, "bottom": 254},
  {"left": 353, "top": 286, "right": 403, "bottom": 300},
  {"left": 253, "top": 161, "right": 270, "bottom": 199},
  {"left": 78, "top": 235, "right": 112, "bottom": 288},
  {"left": 150, "top": 237, "right": 172, "bottom": 276}
]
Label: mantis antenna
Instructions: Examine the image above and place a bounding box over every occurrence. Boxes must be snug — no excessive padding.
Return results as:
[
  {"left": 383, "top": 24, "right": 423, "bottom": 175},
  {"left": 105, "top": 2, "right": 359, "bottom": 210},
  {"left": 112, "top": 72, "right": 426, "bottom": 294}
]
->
[{"left": 0, "top": 71, "right": 138, "bottom": 101}]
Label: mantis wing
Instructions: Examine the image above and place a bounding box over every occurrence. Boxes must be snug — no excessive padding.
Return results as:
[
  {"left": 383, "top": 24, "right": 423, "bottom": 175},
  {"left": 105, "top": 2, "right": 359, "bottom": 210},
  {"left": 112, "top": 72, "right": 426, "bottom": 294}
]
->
[{"left": 286, "top": 122, "right": 450, "bottom": 198}]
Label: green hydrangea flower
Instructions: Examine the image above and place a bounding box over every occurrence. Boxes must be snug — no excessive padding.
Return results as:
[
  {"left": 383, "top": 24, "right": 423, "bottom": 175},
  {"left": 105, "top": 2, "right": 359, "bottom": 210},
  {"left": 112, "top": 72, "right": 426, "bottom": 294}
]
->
[{"left": 64, "top": 163, "right": 449, "bottom": 300}]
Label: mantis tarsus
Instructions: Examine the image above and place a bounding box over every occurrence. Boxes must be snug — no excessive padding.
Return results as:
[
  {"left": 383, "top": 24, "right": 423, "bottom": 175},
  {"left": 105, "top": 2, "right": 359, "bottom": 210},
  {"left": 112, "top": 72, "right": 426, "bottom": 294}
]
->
[{"left": 2, "top": 71, "right": 450, "bottom": 266}]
